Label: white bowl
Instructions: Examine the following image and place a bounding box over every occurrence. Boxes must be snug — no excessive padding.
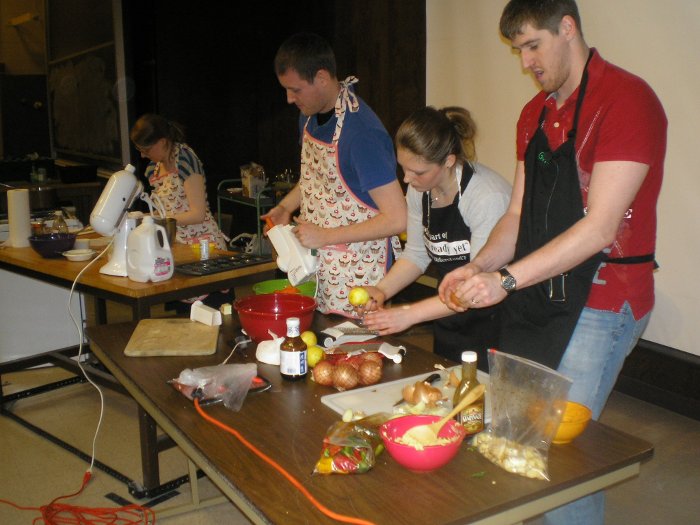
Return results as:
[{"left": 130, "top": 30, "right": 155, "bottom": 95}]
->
[{"left": 63, "top": 249, "right": 96, "bottom": 262}]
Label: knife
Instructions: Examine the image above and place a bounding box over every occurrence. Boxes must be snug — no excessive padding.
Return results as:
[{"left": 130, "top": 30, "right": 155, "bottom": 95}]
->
[
  {"left": 335, "top": 327, "right": 379, "bottom": 336},
  {"left": 392, "top": 372, "right": 442, "bottom": 407}
]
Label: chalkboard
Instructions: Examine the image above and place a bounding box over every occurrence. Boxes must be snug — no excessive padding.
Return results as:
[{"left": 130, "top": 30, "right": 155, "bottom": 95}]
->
[{"left": 48, "top": 43, "right": 121, "bottom": 163}]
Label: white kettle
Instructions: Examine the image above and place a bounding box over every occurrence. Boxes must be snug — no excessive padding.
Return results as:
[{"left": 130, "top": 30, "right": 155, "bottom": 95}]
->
[{"left": 126, "top": 216, "right": 174, "bottom": 282}]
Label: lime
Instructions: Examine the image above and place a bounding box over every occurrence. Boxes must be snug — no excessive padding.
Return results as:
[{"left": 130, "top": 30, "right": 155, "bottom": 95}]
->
[{"left": 348, "top": 286, "right": 370, "bottom": 307}]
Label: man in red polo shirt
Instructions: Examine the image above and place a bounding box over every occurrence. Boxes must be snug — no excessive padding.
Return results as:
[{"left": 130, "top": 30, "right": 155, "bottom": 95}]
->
[{"left": 439, "top": 1, "right": 666, "bottom": 523}]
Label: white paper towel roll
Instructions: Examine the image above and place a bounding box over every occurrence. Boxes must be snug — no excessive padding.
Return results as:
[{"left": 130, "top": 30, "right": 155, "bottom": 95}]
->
[{"left": 6, "top": 189, "right": 31, "bottom": 247}]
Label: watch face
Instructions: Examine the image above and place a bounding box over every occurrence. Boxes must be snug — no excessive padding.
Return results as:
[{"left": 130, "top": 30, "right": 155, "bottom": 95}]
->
[
  {"left": 502, "top": 275, "right": 516, "bottom": 292},
  {"left": 499, "top": 269, "right": 516, "bottom": 293}
]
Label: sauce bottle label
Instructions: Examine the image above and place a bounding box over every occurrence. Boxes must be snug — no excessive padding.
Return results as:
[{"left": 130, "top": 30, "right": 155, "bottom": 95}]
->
[
  {"left": 458, "top": 405, "right": 484, "bottom": 435},
  {"left": 280, "top": 350, "right": 307, "bottom": 376}
]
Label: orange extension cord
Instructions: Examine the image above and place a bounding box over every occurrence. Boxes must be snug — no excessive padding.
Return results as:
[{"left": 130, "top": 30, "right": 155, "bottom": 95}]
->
[
  {"left": 0, "top": 471, "right": 155, "bottom": 524},
  {"left": 193, "top": 398, "right": 377, "bottom": 525}
]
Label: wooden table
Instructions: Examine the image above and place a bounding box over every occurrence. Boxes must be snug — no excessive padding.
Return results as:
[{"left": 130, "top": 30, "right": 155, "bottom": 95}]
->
[
  {"left": 0, "top": 241, "right": 277, "bottom": 497},
  {"left": 86, "top": 314, "right": 654, "bottom": 524},
  {"left": 0, "top": 241, "right": 276, "bottom": 322}
]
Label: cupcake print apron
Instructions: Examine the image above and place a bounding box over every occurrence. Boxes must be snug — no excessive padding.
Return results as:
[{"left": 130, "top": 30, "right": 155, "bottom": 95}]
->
[{"left": 299, "top": 77, "right": 397, "bottom": 316}]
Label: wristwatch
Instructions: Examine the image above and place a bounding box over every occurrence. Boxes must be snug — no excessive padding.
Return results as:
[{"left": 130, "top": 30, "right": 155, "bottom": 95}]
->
[{"left": 498, "top": 267, "right": 517, "bottom": 294}]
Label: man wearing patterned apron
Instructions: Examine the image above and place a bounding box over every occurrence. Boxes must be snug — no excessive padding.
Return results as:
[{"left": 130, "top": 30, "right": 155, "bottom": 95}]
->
[
  {"left": 264, "top": 33, "right": 406, "bottom": 316},
  {"left": 439, "top": 3, "right": 666, "bottom": 524}
]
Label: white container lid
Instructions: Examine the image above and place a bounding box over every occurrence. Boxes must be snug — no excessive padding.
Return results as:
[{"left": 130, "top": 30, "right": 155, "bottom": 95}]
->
[{"left": 461, "top": 351, "right": 477, "bottom": 363}]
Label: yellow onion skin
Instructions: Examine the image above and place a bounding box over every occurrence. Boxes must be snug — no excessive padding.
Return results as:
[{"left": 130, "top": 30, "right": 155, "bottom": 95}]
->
[
  {"left": 333, "top": 362, "right": 360, "bottom": 391},
  {"left": 358, "top": 360, "right": 382, "bottom": 385},
  {"left": 402, "top": 381, "right": 443, "bottom": 406},
  {"left": 312, "top": 360, "right": 335, "bottom": 386}
]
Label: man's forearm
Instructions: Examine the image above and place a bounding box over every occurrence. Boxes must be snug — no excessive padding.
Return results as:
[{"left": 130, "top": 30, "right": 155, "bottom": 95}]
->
[
  {"left": 470, "top": 211, "right": 520, "bottom": 273},
  {"left": 322, "top": 211, "right": 406, "bottom": 245}
]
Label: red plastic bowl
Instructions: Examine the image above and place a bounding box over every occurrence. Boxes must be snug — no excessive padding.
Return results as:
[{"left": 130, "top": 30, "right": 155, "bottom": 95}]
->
[
  {"left": 380, "top": 415, "right": 467, "bottom": 472},
  {"left": 234, "top": 293, "right": 316, "bottom": 342}
]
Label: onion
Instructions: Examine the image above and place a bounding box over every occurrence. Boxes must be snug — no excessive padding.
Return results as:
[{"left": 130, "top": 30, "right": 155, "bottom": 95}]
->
[
  {"left": 333, "top": 362, "right": 359, "bottom": 391},
  {"left": 362, "top": 352, "right": 383, "bottom": 364},
  {"left": 312, "top": 360, "right": 334, "bottom": 386},
  {"left": 402, "top": 384, "right": 416, "bottom": 403},
  {"left": 403, "top": 380, "right": 443, "bottom": 406},
  {"left": 358, "top": 360, "right": 382, "bottom": 385}
]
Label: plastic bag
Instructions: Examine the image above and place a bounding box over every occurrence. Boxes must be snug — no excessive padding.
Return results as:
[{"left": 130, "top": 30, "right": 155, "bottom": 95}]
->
[
  {"left": 170, "top": 363, "right": 258, "bottom": 411},
  {"left": 473, "top": 349, "right": 571, "bottom": 481},
  {"left": 313, "top": 413, "right": 390, "bottom": 475}
]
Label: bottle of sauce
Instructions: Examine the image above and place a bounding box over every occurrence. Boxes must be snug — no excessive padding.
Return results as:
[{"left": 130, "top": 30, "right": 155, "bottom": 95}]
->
[
  {"left": 51, "top": 210, "right": 69, "bottom": 234},
  {"left": 453, "top": 350, "right": 484, "bottom": 436},
  {"left": 279, "top": 317, "right": 308, "bottom": 381}
]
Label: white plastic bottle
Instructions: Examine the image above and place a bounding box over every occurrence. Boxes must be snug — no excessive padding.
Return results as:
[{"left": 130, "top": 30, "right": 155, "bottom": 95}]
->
[{"left": 126, "top": 215, "right": 174, "bottom": 282}]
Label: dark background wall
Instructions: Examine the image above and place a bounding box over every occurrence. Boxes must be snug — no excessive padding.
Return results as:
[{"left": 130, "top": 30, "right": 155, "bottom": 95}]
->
[
  {"left": 122, "top": 0, "right": 426, "bottom": 236},
  {"left": 5, "top": 0, "right": 425, "bottom": 234}
]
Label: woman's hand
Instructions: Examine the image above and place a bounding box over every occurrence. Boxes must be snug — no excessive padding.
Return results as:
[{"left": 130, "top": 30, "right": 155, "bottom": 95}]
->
[
  {"left": 357, "top": 285, "right": 386, "bottom": 314},
  {"left": 362, "top": 305, "right": 415, "bottom": 336}
]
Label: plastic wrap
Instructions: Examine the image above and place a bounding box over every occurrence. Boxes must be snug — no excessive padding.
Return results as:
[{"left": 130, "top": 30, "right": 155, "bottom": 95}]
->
[{"left": 170, "top": 363, "right": 259, "bottom": 411}]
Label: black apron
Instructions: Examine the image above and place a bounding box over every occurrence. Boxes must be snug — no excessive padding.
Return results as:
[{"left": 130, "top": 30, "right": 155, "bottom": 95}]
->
[
  {"left": 423, "top": 164, "right": 500, "bottom": 369},
  {"left": 499, "top": 52, "right": 604, "bottom": 370}
]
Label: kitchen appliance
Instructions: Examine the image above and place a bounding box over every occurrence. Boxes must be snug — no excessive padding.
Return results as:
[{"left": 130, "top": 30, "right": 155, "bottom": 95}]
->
[
  {"left": 89, "top": 164, "right": 143, "bottom": 277},
  {"left": 266, "top": 223, "right": 318, "bottom": 286}
]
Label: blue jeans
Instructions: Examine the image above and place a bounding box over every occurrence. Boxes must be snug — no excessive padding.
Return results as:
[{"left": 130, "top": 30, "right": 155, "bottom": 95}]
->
[{"left": 543, "top": 302, "right": 651, "bottom": 525}]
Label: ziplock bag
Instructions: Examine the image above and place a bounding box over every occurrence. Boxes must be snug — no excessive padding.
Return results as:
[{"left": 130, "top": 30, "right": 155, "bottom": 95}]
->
[
  {"left": 313, "top": 413, "right": 390, "bottom": 475},
  {"left": 473, "top": 349, "right": 571, "bottom": 480},
  {"left": 170, "top": 363, "right": 259, "bottom": 411}
]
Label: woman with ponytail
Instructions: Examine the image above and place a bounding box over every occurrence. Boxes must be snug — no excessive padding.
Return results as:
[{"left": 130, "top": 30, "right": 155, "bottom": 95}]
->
[{"left": 362, "top": 106, "right": 511, "bottom": 366}]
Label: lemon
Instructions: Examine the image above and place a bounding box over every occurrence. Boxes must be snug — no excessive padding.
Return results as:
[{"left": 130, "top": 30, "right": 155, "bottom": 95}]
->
[
  {"left": 348, "top": 286, "right": 370, "bottom": 307},
  {"left": 300, "top": 330, "right": 317, "bottom": 347},
  {"left": 307, "top": 345, "right": 325, "bottom": 368}
]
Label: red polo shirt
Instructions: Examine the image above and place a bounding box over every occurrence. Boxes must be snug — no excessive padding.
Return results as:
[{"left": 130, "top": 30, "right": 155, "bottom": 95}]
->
[{"left": 516, "top": 49, "right": 667, "bottom": 318}]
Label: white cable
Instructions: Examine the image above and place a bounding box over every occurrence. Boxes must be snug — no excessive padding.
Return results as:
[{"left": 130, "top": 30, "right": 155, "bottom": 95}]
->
[
  {"left": 66, "top": 238, "right": 114, "bottom": 474},
  {"left": 220, "top": 338, "right": 252, "bottom": 365}
]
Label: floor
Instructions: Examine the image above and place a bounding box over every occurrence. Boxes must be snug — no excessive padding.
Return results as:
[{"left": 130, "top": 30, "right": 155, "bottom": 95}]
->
[{"left": 1, "top": 297, "right": 699, "bottom": 524}]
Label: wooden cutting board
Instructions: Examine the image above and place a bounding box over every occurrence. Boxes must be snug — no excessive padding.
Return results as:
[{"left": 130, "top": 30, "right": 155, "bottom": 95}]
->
[{"left": 124, "top": 318, "right": 220, "bottom": 357}]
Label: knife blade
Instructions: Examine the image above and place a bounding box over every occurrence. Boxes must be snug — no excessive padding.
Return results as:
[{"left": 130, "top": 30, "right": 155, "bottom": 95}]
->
[
  {"left": 335, "top": 327, "right": 379, "bottom": 336},
  {"left": 392, "top": 372, "right": 442, "bottom": 407}
]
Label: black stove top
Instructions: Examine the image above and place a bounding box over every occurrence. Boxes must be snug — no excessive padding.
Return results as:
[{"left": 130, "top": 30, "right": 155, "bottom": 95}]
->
[{"left": 175, "top": 253, "right": 273, "bottom": 276}]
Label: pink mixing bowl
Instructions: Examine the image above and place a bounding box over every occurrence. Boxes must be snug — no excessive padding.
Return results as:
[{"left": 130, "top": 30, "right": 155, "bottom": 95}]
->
[
  {"left": 380, "top": 414, "right": 467, "bottom": 472},
  {"left": 234, "top": 293, "right": 316, "bottom": 342}
]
